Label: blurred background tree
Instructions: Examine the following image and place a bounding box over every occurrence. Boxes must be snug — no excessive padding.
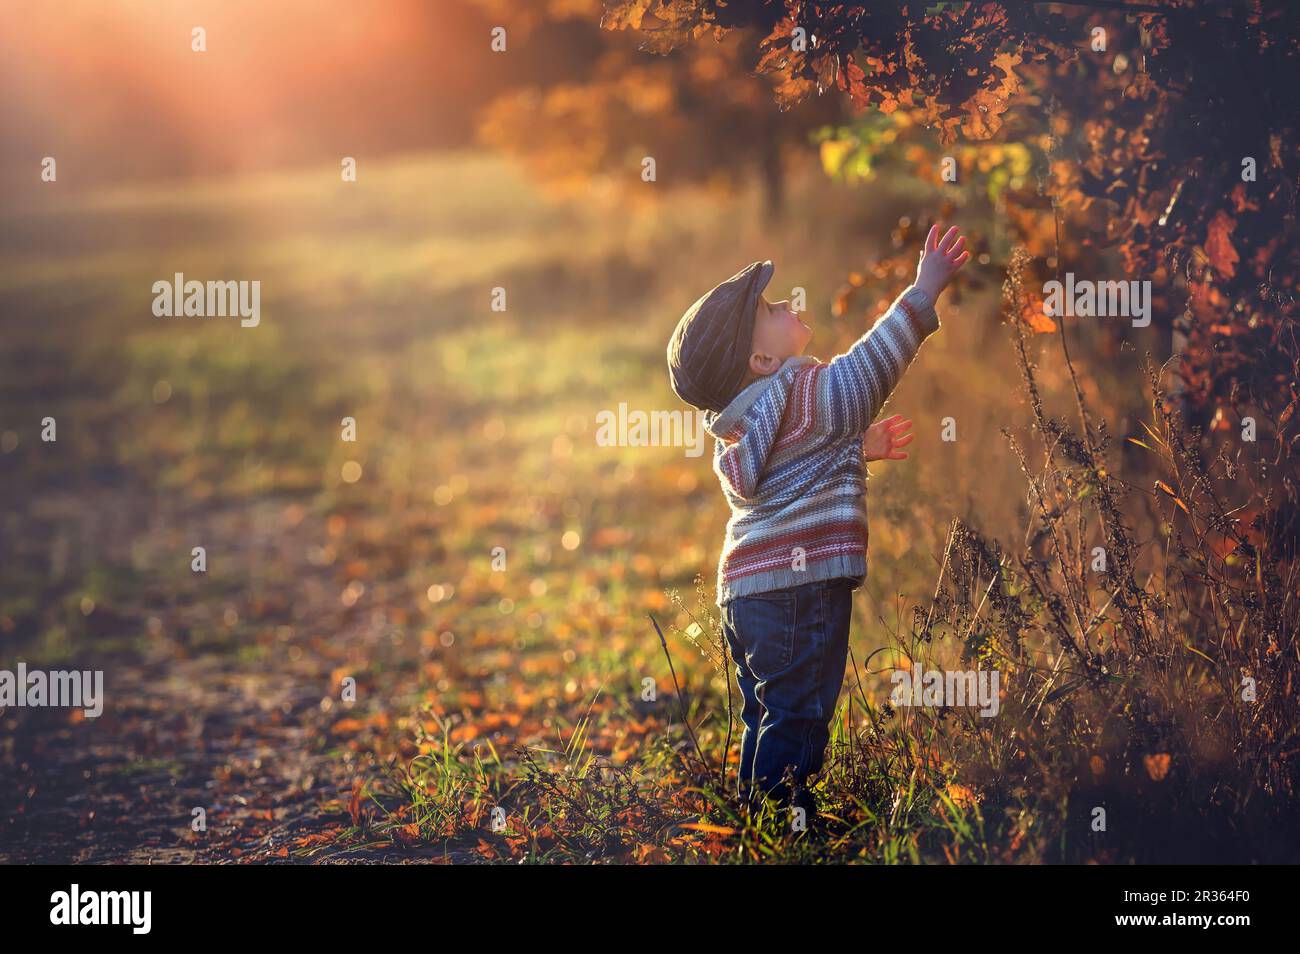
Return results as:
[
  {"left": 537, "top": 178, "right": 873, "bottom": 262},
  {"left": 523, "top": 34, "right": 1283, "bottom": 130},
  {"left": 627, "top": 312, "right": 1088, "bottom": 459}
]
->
[{"left": 470, "top": 0, "right": 841, "bottom": 221}]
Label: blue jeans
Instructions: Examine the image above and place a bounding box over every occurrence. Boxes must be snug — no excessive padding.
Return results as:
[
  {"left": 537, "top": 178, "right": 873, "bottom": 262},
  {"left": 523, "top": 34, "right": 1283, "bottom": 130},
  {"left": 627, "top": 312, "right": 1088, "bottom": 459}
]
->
[{"left": 721, "top": 576, "right": 855, "bottom": 804}]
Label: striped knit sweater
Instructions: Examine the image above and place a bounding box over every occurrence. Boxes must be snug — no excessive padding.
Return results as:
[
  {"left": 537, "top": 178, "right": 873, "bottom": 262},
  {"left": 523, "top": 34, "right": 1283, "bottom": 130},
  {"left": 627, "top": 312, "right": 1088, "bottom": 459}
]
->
[{"left": 704, "top": 285, "right": 940, "bottom": 604}]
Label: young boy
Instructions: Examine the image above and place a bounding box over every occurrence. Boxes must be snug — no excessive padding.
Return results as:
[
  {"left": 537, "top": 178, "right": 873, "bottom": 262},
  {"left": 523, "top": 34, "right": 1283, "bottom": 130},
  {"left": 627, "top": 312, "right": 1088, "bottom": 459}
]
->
[{"left": 666, "top": 224, "right": 969, "bottom": 809}]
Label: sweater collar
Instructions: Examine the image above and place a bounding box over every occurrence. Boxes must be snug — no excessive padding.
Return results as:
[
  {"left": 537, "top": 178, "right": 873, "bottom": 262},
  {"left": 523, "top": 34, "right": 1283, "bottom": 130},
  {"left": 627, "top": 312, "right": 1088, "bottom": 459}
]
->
[{"left": 704, "top": 355, "right": 817, "bottom": 440}]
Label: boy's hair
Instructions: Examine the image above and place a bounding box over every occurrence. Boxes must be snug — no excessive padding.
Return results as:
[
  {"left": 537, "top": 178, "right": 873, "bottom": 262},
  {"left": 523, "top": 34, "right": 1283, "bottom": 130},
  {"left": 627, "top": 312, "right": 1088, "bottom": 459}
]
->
[{"left": 666, "top": 260, "right": 773, "bottom": 413}]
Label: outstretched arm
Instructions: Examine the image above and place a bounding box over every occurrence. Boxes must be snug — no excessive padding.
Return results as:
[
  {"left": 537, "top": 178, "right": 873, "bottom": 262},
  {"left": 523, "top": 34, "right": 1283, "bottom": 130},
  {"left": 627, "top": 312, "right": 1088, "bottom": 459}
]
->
[{"left": 811, "top": 224, "right": 969, "bottom": 439}]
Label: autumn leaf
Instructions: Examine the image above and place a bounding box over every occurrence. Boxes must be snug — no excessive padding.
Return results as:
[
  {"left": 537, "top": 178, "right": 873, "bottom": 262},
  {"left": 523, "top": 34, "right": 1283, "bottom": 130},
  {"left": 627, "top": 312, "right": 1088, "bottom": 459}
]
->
[
  {"left": 392, "top": 823, "right": 423, "bottom": 846},
  {"left": 599, "top": 0, "right": 653, "bottom": 31},
  {"left": 842, "top": 55, "right": 872, "bottom": 111},
  {"left": 347, "top": 780, "right": 364, "bottom": 827},
  {"left": 945, "top": 782, "right": 979, "bottom": 808},
  {"left": 958, "top": 52, "right": 1024, "bottom": 141},
  {"left": 1020, "top": 294, "right": 1057, "bottom": 334},
  {"left": 634, "top": 843, "right": 671, "bottom": 863},
  {"left": 1229, "top": 182, "right": 1259, "bottom": 213},
  {"left": 294, "top": 831, "right": 342, "bottom": 848},
  {"left": 331, "top": 717, "right": 367, "bottom": 736},
  {"left": 1204, "top": 210, "right": 1239, "bottom": 280}
]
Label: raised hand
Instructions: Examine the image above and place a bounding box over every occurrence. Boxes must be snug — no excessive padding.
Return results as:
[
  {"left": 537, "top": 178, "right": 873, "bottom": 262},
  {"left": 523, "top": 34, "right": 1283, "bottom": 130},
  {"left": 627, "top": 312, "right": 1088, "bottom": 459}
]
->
[
  {"left": 914, "top": 223, "right": 971, "bottom": 303},
  {"left": 862, "top": 414, "right": 915, "bottom": 462}
]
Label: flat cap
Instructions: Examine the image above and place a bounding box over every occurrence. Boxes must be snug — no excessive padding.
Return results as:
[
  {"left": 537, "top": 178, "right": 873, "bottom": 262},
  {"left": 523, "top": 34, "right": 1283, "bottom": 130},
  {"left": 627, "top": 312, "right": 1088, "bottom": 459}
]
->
[{"left": 666, "top": 260, "right": 774, "bottom": 413}]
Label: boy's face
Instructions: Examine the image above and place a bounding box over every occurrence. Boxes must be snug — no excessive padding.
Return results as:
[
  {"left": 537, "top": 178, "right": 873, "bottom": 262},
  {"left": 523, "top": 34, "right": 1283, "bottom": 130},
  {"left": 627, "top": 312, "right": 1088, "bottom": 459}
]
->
[{"left": 748, "top": 296, "right": 812, "bottom": 378}]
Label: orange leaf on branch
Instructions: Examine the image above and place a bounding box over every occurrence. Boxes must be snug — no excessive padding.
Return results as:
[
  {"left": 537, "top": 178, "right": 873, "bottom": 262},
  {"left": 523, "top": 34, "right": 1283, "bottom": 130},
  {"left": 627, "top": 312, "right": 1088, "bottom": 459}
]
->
[{"left": 1204, "top": 209, "right": 1240, "bottom": 280}]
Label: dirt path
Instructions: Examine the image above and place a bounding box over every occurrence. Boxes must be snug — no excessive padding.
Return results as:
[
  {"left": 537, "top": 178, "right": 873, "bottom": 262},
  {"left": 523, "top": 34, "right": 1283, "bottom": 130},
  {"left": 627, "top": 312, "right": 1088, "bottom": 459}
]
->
[{"left": 2, "top": 494, "right": 416, "bottom": 864}]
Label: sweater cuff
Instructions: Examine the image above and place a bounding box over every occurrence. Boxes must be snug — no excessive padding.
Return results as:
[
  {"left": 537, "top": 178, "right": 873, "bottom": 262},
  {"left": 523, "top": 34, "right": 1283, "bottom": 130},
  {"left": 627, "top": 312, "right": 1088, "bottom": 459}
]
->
[{"left": 897, "top": 285, "right": 940, "bottom": 339}]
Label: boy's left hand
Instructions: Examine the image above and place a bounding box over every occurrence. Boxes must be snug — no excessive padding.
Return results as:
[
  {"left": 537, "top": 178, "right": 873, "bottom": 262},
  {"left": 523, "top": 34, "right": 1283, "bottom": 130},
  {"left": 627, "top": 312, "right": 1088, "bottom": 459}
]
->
[{"left": 863, "top": 414, "right": 914, "bottom": 462}]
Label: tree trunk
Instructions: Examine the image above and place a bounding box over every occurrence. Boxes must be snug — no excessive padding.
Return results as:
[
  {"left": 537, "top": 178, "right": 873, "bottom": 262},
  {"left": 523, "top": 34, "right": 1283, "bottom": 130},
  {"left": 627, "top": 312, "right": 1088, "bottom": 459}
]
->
[{"left": 759, "top": 115, "right": 785, "bottom": 226}]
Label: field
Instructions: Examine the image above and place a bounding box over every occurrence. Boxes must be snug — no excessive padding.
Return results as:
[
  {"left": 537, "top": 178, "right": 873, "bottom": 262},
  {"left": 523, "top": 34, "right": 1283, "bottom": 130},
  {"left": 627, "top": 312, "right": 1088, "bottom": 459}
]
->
[{"left": 2, "top": 149, "right": 1260, "bottom": 864}]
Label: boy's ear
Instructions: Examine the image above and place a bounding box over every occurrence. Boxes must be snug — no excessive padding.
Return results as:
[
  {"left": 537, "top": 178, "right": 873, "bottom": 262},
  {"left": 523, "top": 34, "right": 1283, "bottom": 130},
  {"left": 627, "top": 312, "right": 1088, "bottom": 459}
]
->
[{"left": 749, "top": 350, "right": 780, "bottom": 377}]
